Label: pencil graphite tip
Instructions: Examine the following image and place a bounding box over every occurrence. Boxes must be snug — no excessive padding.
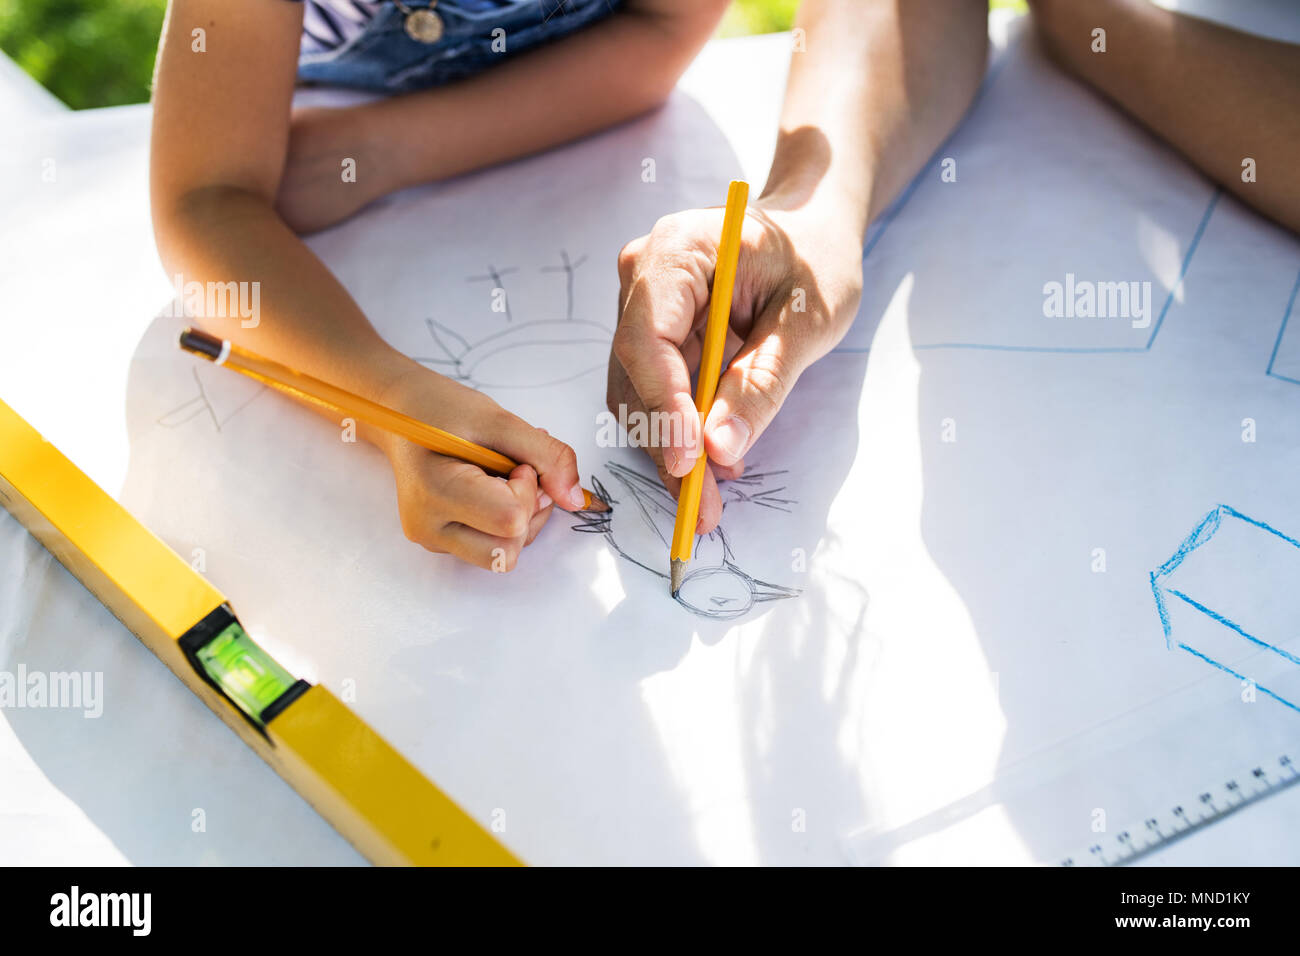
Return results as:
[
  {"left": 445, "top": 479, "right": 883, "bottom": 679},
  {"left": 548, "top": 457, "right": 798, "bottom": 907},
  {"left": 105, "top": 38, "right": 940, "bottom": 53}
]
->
[
  {"left": 670, "top": 559, "right": 686, "bottom": 597},
  {"left": 584, "top": 494, "right": 610, "bottom": 513}
]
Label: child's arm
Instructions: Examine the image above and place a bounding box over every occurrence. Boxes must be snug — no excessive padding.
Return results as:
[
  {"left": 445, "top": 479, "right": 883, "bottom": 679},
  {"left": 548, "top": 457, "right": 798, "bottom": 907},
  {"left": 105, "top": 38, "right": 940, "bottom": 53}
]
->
[
  {"left": 151, "top": 0, "right": 584, "bottom": 570},
  {"left": 275, "top": 0, "right": 731, "bottom": 233}
]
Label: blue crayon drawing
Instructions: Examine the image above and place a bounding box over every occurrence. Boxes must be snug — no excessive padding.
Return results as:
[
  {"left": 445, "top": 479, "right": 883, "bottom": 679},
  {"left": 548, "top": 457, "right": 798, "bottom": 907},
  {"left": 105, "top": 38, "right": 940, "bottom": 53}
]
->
[
  {"left": 1264, "top": 267, "right": 1300, "bottom": 386},
  {"left": 831, "top": 28, "right": 1223, "bottom": 359},
  {"left": 1150, "top": 504, "right": 1300, "bottom": 714},
  {"left": 836, "top": 190, "right": 1221, "bottom": 357}
]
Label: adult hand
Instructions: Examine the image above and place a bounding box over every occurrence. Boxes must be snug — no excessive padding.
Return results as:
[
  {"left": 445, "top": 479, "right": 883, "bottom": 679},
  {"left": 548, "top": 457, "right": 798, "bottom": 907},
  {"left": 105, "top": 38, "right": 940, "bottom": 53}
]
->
[{"left": 608, "top": 199, "right": 863, "bottom": 532}]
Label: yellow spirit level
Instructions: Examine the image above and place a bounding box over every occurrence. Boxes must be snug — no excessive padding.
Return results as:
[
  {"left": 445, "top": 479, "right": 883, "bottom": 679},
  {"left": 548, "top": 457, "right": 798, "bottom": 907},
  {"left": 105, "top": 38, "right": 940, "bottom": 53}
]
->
[{"left": 0, "top": 397, "right": 520, "bottom": 866}]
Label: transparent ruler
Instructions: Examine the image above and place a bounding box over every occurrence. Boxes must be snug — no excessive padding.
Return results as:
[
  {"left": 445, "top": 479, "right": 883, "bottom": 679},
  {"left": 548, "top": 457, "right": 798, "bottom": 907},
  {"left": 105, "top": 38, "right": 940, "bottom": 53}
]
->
[
  {"left": 844, "top": 671, "right": 1300, "bottom": 866},
  {"left": 1060, "top": 750, "right": 1300, "bottom": 866}
]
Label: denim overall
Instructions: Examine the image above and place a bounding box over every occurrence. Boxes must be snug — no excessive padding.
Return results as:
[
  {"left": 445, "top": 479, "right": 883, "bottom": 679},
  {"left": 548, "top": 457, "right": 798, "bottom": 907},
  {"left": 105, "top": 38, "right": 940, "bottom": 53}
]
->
[{"left": 297, "top": 0, "right": 624, "bottom": 93}]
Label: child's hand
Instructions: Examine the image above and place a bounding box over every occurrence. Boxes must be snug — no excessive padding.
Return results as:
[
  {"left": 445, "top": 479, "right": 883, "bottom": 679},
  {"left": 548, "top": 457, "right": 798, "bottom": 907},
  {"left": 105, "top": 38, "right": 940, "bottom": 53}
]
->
[{"left": 377, "top": 371, "right": 586, "bottom": 570}]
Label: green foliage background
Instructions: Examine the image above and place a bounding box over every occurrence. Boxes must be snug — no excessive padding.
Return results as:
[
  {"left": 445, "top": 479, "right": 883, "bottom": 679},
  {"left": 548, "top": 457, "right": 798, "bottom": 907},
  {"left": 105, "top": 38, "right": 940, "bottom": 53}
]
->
[
  {"left": 0, "top": 0, "right": 1026, "bottom": 111},
  {"left": 0, "top": 0, "right": 168, "bottom": 109}
]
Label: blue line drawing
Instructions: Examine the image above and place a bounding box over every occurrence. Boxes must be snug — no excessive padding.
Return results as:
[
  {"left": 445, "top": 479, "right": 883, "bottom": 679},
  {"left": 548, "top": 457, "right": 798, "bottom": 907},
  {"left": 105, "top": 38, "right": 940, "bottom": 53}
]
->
[
  {"left": 834, "top": 190, "right": 1222, "bottom": 357},
  {"left": 858, "top": 37, "right": 1017, "bottom": 266},
  {"left": 1264, "top": 267, "right": 1300, "bottom": 386},
  {"left": 571, "top": 462, "right": 801, "bottom": 620},
  {"left": 834, "top": 24, "right": 1222, "bottom": 359},
  {"left": 1139, "top": 190, "right": 1221, "bottom": 350},
  {"left": 1150, "top": 504, "right": 1300, "bottom": 714}
]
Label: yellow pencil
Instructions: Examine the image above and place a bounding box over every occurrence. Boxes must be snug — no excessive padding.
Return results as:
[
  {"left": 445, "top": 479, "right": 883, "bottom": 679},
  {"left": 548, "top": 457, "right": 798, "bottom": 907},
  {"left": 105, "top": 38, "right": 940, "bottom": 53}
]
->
[
  {"left": 178, "top": 328, "right": 607, "bottom": 512},
  {"left": 670, "top": 179, "right": 749, "bottom": 596}
]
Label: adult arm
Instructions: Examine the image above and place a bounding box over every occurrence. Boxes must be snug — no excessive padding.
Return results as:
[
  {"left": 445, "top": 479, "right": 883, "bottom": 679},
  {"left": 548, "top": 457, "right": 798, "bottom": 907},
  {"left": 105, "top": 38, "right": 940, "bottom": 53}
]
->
[
  {"left": 1029, "top": 0, "right": 1300, "bottom": 235},
  {"left": 607, "top": 0, "right": 990, "bottom": 531}
]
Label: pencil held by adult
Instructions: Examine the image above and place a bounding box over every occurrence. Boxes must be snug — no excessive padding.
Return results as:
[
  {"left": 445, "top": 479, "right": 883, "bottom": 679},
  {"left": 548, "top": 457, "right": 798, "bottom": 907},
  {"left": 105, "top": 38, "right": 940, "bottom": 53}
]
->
[{"left": 669, "top": 180, "right": 749, "bottom": 596}]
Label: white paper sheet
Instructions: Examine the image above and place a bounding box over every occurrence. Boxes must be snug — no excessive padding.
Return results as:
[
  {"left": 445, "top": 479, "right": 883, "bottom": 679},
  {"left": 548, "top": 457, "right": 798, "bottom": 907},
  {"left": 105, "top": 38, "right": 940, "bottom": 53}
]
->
[{"left": 3, "top": 14, "right": 1300, "bottom": 865}]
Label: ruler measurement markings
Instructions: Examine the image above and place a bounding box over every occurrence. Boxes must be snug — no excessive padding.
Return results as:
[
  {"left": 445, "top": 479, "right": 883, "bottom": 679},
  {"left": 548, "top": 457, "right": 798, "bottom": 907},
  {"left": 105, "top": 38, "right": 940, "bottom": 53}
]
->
[{"left": 1059, "top": 750, "right": 1299, "bottom": 866}]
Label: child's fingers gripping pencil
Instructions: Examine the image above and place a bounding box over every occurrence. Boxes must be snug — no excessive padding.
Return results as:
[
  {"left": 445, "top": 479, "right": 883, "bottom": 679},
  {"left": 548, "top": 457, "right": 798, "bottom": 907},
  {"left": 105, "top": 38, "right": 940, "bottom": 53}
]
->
[
  {"left": 669, "top": 180, "right": 749, "bottom": 597},
  {"left": 177, "top": 328, "right": 608, "bottom": 512}
]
